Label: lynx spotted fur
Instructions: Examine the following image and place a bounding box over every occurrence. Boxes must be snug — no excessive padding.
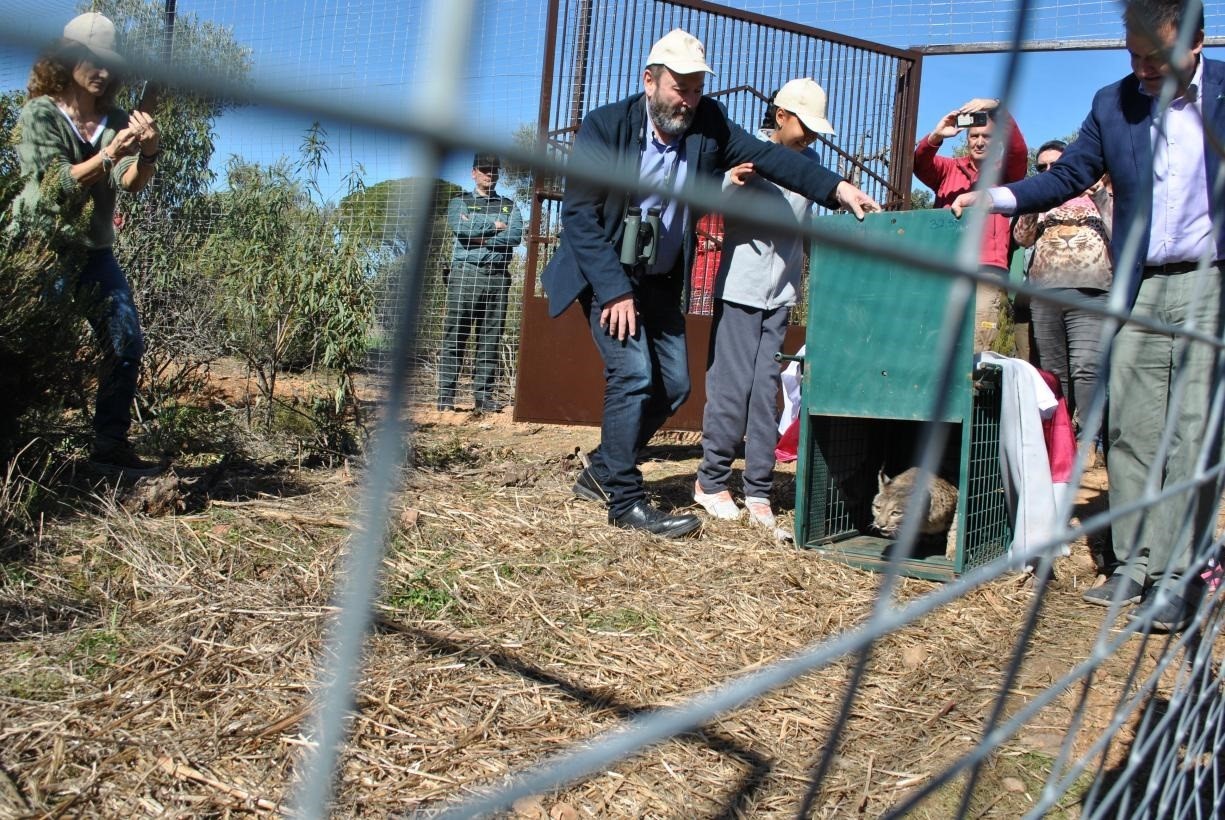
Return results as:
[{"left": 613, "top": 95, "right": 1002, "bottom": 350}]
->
[{"left": 871, "top": 468, "right": 959, "bottom": 559}]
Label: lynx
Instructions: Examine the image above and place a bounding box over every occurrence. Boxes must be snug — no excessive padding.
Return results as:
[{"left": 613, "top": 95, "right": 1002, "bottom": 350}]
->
[{"left": 871, "top": 468, "right": 959, "bottom": 560}]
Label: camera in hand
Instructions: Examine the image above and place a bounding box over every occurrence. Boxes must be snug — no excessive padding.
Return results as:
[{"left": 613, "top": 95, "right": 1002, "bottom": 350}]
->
[
  {"left": 956, "top": 111, "right": 988, "bottom": 128},
  {"left": 619, "top": 205, "right": 661, "bottom": 269},
  {"left": 136, "top": 80, "right": 160, "bottom": 113}
]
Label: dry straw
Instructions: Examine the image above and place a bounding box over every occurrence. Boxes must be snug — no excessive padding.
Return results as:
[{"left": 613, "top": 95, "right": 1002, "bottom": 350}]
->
[{"left": 0, "top": 416, "right": 1206, "bottom": 817}]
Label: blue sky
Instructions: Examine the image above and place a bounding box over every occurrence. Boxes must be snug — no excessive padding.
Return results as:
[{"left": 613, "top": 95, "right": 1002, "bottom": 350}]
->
[{"left": 1, "top": 0, "right": 1220, "bottom": 202}]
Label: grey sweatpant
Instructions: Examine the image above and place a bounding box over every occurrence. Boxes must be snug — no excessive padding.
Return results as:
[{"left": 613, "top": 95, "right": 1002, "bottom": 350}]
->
[{"left": 697, "top": 300, "right": 790, "bottom": 499}]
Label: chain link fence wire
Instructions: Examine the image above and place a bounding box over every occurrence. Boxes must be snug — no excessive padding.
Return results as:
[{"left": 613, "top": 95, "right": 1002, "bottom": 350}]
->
[{"left": 3, "top": 0, "right": 1225, "bottom": 816}]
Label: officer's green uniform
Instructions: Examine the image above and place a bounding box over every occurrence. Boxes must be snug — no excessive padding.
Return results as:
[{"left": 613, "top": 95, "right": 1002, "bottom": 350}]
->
[{"left": 438, "top": 188, "right": 524, "bottom": 410}]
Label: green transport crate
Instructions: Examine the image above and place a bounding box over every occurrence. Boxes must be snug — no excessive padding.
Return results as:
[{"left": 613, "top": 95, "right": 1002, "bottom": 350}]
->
[{"left": 793, "top": 210, "right": 1012, "bottom": 580}]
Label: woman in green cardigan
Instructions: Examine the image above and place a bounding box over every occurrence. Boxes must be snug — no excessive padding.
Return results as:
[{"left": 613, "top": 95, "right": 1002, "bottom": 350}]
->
[{"left": 12, "top": 13, "right": 163, "bottom": 476}]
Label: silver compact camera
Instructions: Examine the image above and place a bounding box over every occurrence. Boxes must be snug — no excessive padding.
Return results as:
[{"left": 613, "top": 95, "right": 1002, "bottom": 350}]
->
[{"left": 955, "top": 111, "right": 988, "bottom": 128}]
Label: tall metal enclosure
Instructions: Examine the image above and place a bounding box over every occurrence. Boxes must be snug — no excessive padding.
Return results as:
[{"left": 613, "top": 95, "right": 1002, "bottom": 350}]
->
[{"left": 514, "top": 0, "right": 923, "bottom": 428}]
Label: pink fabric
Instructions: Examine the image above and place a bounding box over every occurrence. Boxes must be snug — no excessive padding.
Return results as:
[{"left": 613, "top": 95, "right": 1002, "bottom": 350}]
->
[
  {"left": 1037, "top": 368, "right": 1077, "bottom": 484},
  {"left": 913, "top": 115, "right": 1028, "bottom": 270},
  {"left": 775, "top": 416, "right": 799, "bottom": 463}
]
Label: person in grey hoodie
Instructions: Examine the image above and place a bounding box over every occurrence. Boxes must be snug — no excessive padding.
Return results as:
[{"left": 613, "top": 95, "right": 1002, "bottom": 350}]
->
[{"left": 693, "top": 79, "right": 836, "bottom": 530}]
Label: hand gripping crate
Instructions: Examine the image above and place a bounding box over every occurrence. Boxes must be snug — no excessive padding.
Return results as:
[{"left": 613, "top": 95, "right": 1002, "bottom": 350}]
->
[{"left": 792, "top": 211, "right": 1011, "bottom": 580}]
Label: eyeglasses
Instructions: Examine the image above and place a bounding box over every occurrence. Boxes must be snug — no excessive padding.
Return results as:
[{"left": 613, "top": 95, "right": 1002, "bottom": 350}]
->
[{"left": 1035, "top": 163, "right": 1052, "bottom": 172}]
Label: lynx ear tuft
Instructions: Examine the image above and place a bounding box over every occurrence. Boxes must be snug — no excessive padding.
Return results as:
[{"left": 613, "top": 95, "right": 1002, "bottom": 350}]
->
[{"left": 878, "top": 467, "right": 890, "bottom": 491}]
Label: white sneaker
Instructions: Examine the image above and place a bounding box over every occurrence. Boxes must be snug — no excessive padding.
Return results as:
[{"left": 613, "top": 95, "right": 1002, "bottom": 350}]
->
[
  {"left": 745, "top": 497, "right": 776, "bottom": 528},
  {"left": 746, "top": 497, "right": 793, "bottom": 541},
  {"left": 694, "top": 482, "right": 740, "bottom": 519}
]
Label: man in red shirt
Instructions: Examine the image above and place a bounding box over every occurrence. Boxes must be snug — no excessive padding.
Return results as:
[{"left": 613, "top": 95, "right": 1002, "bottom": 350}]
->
[{"left": 913, "top": 97, "right": 1028, "bottom": 351}]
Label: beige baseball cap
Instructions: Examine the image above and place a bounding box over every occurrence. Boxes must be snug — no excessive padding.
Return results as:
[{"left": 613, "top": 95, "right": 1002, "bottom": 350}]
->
[
  {"left": 773, "top": 78, "right": 835, "bottom": 135},
  {"left": 63, "top": 12, "right": 125, "bottom": 67},
  {"left": 645, "top": 29, "right": 715, "bottom": 76}
]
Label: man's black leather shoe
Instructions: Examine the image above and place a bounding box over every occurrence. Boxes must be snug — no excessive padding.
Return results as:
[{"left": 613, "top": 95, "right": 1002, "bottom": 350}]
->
[
  {"left": 1142, "top": 593, "right": 1194, "bottom": 633},
  {"left": 1131, "top": 581, "right": 1201, "bottom": 633},
  {"left": 573, "top": 466, "right": 610, "bottom": 505},
  {"left": 1082, "top": 573, "right": 1144, "bottom": 607},
  {"left": 609, "top": 500, "right": 701, "bottom": 538}
]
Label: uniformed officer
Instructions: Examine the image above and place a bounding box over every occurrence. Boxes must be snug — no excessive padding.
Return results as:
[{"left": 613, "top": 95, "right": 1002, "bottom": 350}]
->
[{"left": 438, "top": 153, "right": 524, "bottom": 412}]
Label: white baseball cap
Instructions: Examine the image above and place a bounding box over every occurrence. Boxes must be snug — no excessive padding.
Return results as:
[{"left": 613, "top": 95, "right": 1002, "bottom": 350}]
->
[
  {"left": 773, "top": 78, "right": 835, "bottom": 135},
  {"left": 645, "top": 29, "right": 715, "bottom": 76},
  {"left": 63, "top": 12, "right": 125, "bottom": 68}
]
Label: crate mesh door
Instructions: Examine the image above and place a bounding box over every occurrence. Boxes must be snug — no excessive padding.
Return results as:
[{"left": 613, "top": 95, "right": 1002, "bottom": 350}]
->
[
  {"left": 961, "top": 366, "right": 1011, "bottom": 569},
  {"left": 802, "top": 416, "right": 875, "bottom": 545}
]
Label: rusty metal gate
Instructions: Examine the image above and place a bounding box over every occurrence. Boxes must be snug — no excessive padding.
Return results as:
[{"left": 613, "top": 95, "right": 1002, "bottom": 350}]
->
[{"left": 514, "top": 0, "right": 923, "bottom": 428}]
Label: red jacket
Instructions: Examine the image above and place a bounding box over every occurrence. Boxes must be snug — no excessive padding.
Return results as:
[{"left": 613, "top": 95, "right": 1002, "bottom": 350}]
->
[{"left": 913, "top": 117, "right": 1028, "bottom": 270}]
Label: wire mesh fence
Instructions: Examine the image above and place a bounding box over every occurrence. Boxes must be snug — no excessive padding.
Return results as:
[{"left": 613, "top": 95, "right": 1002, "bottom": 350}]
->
[{"left": 2, "top": 0, "right": 1225, "bottom": 817}]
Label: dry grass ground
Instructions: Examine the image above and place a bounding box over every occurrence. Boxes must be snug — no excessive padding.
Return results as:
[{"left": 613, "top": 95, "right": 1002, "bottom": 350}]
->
[{"left": 0, "top": 403, "right": 1219, "bottom": 818}]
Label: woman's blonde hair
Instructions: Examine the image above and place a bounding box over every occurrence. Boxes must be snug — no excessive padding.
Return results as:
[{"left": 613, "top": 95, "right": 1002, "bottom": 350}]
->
[{"left": 28, "top": 38, "right": 121, "bottom": 109}]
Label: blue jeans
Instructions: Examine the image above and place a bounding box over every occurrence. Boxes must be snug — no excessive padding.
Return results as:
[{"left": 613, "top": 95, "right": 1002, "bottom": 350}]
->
[
  {"left": 77, "top": 249, "right": 145, "bottom": 449},
  {"left": 583, "top": 274, "right": 690, "bottom": 517}
]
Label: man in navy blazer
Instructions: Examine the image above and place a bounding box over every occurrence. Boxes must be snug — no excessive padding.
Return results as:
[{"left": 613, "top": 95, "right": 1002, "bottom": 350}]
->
[
  {"left": 954, "top": 0, "right": 1223, "bottom": 632},
  {"left": 543, "top": 29, "right": 879, "bottom": 537}
]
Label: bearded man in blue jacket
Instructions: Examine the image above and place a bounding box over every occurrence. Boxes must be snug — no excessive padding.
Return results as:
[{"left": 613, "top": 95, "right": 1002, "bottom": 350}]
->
[
  {"left": 543, "top": 29, "right": 880, "bottom": 537},
  {"left": 954, "top": 0, "right": 1225, "bottom": 632}
]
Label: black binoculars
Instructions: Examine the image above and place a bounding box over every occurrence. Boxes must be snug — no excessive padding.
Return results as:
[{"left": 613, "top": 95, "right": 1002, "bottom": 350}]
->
[{"left": 619, "top": 205, "right": 661, "bottom": 268}]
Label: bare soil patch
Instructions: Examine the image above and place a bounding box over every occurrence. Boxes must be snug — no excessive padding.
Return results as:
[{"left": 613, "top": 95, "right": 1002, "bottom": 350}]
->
[{"left": 0, "top": 396, "right": 1213, "bottom": 818}]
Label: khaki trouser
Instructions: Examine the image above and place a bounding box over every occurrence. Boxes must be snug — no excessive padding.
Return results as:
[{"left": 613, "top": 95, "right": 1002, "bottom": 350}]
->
[{"left": 1108, "top": 265, "right": 1224, "bottom": 585}]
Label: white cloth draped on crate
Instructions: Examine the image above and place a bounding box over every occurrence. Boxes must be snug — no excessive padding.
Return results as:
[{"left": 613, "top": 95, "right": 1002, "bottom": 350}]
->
[
  {"left": 976, "top": 352, "right": 1071, "bottom": 560},
  {"left": 774, "top": 345, "right": 805, "bottom": 464},
  {"left": 779, "top": 344, "right": 804, "bottom": 435}
]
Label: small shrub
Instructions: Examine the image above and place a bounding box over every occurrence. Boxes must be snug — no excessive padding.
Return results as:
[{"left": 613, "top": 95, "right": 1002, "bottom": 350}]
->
[
  {"left": 0, "top": 445, "right": 49, "bottom": 547},
  {"left": 261, "top": 396, "right": 361, "bottom": 467},
  {"left": 201, "top": 135, "right": 375, "bottom": 423},
  {"left": 991, "top": 300, "right": 1017, "bottom": 356},
  {"left": 0, "top": 165, "right": 97, "bottom": 460},
  {"left": 141, "top": 402, "right": 240, "bottom": 458},
  {"left": 385, "top": 569, "right": 454, "bottom": 617}
]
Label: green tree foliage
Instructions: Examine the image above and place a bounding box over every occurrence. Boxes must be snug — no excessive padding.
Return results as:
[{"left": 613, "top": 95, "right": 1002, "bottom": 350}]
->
[
  {"left": 501, "top": 123, "right": 563, "bottom": 212},
  {"left": 1, "top": 6, "right": 381, "bottom": 461},
  {"left": 339, "top": 175, "right": 463, "bottom": 254},
  {"left": 910, "top": 188, "right": 934, "bottom": 210},
  {"left": 0, "top": 90, "right": 23, "bottom": 188},
  {"left": 339, "top": 175, "right": 463, "bottom": 356},
  {"left": 200, "top": 127, "right": 375, "bottom": 422}
]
